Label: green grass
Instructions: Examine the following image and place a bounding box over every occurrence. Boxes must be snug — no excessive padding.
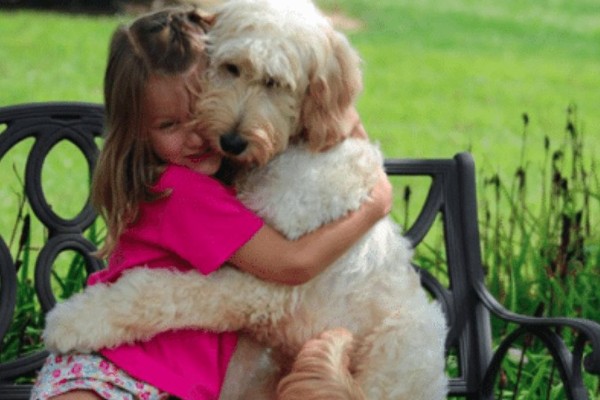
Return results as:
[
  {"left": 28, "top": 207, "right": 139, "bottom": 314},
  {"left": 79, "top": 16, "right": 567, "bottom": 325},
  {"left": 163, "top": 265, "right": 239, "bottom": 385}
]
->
[
  {"left": 0, "top": 11, "right": 123, "bottom": 105},
  {"left": 1, "top": 1, "right": 599, "bottom": 395},
  {"left": 321, "top": 0, "right": 600, "bottom": 168},
  {"left": 1, "top": 1, "right": 599, "bottom": 166}
]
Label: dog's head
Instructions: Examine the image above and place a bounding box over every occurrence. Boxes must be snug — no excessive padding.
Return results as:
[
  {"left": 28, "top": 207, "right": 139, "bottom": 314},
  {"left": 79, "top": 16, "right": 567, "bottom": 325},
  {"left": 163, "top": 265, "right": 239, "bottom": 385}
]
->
[{"left": 194, "top": 0, "right": 362, "bottom": 166}]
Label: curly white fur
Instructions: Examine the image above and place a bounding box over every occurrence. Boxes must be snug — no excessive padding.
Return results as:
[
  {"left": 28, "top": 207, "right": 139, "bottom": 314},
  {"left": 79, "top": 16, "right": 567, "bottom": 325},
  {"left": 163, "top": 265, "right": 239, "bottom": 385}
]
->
[
  {"left": 196, "top": 0, "right": 362, "bottom": 165},
  {"left": 44, "top": 140, "right": 448, "bottom": 399},
  {"left": 43, "top": 0, "right": 447, "bottom": 398}
]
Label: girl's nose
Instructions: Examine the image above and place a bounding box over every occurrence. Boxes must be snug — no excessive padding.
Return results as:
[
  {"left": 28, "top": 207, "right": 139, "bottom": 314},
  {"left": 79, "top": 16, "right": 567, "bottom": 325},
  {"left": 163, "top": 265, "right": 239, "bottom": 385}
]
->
[{"left": 186, "top": 124, "right": 204, "bottom": 146}]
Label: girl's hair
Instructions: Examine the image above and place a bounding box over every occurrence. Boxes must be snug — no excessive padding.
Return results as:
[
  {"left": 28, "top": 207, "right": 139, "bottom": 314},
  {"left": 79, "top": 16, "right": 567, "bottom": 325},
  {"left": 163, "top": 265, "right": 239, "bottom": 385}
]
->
[{"left": 92, "top": 7, "right": 212, "bottom": 257}]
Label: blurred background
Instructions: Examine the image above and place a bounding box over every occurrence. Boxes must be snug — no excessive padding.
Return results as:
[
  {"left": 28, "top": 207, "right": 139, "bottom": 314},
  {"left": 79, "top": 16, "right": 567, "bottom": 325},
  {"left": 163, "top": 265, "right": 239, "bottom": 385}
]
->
[
  {"left": 2, "top": 0, "right": 599, "bottom": 324},
  {"left": 1, "top": 0, "right": 598, "bottom": 165},
  {"left": 1, "top": 1, "right": 599, "bottom": 396}
]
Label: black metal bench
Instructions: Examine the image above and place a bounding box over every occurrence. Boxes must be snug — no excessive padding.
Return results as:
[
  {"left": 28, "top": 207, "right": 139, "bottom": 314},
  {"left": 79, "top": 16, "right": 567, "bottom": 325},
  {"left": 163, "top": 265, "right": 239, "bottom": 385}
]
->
[{"left": 1, "top": 102, "right": 599, "bottom": 399}]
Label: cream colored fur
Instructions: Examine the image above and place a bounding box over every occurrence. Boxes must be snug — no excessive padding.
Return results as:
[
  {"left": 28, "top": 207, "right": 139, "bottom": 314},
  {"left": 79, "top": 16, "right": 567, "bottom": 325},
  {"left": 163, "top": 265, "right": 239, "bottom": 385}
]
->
[
  {"left": 277, "top": 328, "right": 366, "bottom": 400},
  {"left": 44, "top": 141, "right": 448, "bottom": 399},
  {"left": 196, "top": 0, "right": 362, "bottom": 165},
  {"left": 43, "top": 0, "right": 448, "bottom": 398}
]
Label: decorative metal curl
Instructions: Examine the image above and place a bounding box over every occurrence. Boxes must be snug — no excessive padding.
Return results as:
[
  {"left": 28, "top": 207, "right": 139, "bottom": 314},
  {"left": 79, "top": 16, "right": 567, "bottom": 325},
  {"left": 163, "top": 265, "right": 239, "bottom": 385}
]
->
[{"left": 0, "top": 103, "right": 104, "bottom": 393}]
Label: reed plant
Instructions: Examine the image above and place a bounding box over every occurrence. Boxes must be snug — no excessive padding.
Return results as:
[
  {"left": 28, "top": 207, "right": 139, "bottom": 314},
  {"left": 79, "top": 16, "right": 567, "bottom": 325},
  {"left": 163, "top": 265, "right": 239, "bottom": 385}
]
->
[
  {"left": 478, "top": 105, "right": 599, "bottom": 399},
  {"left": 394, "top": 105, "right": 599, "bottom": 398},
  {"left": 481, "top": 105, "right": 599, "bottom": 322}
]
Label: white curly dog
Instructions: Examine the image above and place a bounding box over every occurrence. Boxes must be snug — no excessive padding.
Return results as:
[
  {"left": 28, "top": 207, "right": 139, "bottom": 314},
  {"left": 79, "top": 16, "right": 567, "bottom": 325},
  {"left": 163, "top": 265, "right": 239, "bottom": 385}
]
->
[{"left": 43, "top": 0, "right": 448, "bottom": 398}]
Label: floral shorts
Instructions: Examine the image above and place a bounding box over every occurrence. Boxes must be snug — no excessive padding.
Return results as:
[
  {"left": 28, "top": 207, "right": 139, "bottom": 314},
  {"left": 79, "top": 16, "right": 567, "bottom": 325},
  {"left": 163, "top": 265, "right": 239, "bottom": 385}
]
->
[{"left": 31, "top": 353, "right": 171, "bottom": 400}]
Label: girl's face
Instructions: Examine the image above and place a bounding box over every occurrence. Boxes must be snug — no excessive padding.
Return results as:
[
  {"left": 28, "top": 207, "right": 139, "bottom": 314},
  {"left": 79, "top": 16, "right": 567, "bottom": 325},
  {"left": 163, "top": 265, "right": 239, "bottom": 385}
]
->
[{"left": 144, "top": 69, "right": 222, "bottom": 176}]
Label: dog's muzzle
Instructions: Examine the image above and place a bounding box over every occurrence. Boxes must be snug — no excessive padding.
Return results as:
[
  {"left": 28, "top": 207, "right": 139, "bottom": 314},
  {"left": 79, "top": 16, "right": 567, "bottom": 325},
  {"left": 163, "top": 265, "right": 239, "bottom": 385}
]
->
[{"left": 220, "top": 132, "right": 248, "bottom": 155}]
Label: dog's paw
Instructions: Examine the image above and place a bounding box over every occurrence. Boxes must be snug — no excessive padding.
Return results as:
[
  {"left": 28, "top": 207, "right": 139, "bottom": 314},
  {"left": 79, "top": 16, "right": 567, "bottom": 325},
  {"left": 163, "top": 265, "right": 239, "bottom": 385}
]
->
[
  {"left": 42, "top": 284, "right": 127, "bottom": 353},
  {"left": 277, "top": 328, "right": 366, "bottom": 400},
  {"left": 43, "top": 308, "right": 93, "bottom": 353}
]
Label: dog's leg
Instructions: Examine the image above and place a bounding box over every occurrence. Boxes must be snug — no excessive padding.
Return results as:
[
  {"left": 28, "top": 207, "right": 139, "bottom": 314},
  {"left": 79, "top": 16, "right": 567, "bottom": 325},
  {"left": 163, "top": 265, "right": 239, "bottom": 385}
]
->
[
  {"left": 43, "top": 267, "right": 292, "bottom": 354},
  {"left": 219, "top": 335, "right": 281, "bottom": 400},
  {"left": 352, "top": 308, "right": 447, "bottom": 400},
  {"left": 277, "top": 328, "right": 366, "bottom": 400}
]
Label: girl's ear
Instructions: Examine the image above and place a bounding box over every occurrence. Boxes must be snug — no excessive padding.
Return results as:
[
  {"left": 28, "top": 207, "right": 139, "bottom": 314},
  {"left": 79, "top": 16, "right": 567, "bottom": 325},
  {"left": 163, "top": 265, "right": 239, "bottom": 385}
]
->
[{"left": 300, "top": 29, "right": 362, "bottom": 151}]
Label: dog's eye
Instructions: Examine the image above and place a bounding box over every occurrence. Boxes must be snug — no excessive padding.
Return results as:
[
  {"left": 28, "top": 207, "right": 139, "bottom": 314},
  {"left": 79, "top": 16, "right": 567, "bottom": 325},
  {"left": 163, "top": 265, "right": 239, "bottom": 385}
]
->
[
  {"left": 223, "top": 63, "right": 240, "bottom": 77},
  {"left": 264, "top": 77, "right": 279, "bottom": 89}
]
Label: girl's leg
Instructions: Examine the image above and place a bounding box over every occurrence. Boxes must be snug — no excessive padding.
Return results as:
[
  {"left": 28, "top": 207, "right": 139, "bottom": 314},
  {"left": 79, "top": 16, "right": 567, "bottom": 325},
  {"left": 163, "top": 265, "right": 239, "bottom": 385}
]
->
[
  {"left": 50, "top": 390, "right": 102, "bottom": 400},
  {"left": 32, "top": 353, "right": 168, "bottom": 400}
]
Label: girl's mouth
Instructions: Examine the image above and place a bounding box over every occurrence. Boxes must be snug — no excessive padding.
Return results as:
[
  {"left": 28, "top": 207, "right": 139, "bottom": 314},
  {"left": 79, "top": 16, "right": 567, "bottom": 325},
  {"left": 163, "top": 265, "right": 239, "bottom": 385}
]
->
[{"left": 187, "top": 150, "right": 213, "bottom": 163}]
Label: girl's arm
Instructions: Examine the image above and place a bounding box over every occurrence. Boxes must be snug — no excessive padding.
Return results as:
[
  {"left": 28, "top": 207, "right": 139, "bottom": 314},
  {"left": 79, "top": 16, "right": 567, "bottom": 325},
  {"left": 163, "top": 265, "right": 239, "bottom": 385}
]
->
[{"left": 229, "top": 171, "right": 392, "bottom": 285}]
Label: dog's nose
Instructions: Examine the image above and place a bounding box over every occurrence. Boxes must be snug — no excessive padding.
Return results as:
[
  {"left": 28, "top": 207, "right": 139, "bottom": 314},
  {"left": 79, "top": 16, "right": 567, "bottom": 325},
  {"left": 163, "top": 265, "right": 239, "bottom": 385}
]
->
[{"left": 220, "top": 132, "right": 248, "bottom": 155}]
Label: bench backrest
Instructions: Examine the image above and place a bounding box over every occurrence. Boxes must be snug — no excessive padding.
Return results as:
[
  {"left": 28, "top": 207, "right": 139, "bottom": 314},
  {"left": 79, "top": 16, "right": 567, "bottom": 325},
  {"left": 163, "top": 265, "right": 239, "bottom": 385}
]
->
[
  {"left": 0, "top": 103, "right": 104, "bottom": 399},
  {"left": 2, "top": 102, "right": 597, "bottom": 399}
]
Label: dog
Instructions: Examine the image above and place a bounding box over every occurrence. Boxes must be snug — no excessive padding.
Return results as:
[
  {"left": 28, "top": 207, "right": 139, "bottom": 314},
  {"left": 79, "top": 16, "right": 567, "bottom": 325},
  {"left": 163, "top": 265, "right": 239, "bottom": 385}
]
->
[{"left": 43, "top": 0, "right": 448, "bottom": 398}]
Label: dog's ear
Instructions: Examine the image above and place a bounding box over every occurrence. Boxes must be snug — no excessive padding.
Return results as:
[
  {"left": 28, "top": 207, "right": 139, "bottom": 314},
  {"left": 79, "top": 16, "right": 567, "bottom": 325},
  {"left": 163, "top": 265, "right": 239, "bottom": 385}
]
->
[{"left": 300, "top": 29, "right": 362, "bottom": 151}]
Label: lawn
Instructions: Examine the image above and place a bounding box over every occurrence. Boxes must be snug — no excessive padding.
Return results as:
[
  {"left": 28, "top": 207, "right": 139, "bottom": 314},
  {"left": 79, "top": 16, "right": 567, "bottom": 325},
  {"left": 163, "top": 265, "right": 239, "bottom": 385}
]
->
[
  {"left": 1, "top": 1, "right": 599, "bottom": 396},
  {"left": 2, "top": 0, "right": 599, "bottom": 249},
  {"left": 0, "top": 11, "right": 120, "bottom": 104},
  {"left": 1, "top": 1, "right": 599, "bottom": 163},
  {"left": 2, "top": 0, "right": 599, "bottom": 294},
  {"left": 327, "top": 0, "right": 600, "bottom": 167}
]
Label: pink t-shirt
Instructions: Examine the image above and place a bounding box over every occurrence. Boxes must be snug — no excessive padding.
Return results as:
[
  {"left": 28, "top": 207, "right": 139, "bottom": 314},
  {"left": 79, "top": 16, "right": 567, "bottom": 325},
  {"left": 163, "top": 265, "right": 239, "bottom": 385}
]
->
[{"left": 87, "top": 165, "right": 264, "bottom": 400}]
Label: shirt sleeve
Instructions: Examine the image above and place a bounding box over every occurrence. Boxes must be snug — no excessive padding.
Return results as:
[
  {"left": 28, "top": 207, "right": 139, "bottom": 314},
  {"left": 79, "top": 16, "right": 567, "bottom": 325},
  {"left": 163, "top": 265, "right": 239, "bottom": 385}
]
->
[{"left": 151, "top": 166, "right": 264, "bottom": 275}]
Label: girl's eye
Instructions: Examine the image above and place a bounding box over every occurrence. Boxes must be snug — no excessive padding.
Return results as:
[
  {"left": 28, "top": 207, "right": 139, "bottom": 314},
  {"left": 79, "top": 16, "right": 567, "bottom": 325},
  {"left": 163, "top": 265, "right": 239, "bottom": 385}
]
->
[{"left": 159, "top": 120, "right": 177, "bottom": 130}]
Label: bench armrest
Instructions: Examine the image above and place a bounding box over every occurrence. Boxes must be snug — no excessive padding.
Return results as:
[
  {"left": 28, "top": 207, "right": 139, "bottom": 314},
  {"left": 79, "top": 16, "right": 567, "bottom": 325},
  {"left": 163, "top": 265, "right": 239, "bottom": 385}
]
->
[{"left": 476, "top": 281, "right": 600, "bottom": 399}]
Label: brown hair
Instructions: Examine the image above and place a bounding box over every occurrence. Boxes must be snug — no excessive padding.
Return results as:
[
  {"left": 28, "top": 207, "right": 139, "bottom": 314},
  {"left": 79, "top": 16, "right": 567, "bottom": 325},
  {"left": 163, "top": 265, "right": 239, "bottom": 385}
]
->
[{"left": 92, "top": 6, "right": 212, "bottom": 257}]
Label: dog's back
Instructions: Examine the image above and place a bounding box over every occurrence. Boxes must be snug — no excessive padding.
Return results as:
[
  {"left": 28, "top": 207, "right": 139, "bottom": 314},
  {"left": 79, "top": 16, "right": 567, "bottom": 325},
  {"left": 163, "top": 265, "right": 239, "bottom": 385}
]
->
[
  {"left": 235, "top": 138, "right": 448, "bottom": 398},
  {"left": 236, "top": 139, "right": 434, "bottom": 336}
]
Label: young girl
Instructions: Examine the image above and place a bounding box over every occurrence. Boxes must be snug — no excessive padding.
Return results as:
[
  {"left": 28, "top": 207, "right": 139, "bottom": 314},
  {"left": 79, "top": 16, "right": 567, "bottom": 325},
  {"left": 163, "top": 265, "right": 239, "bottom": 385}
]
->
[{"left": 32, "top": 7, "right": 391, "bottom": 400}]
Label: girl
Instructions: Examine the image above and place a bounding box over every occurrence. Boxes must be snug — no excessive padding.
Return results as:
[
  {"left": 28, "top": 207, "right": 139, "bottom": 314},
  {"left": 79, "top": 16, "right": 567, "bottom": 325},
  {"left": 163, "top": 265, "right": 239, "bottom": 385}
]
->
[{"left": 32, "top": 7, "right": 391, "bottom": 400}]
